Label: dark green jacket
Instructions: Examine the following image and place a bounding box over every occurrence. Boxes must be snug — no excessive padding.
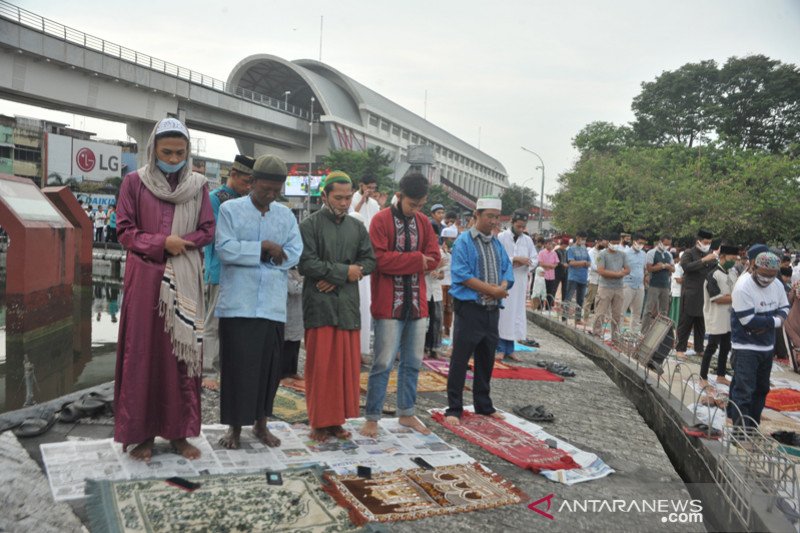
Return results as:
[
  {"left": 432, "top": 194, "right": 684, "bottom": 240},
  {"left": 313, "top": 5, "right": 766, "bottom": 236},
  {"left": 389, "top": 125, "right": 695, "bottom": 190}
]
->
[{"left": 299, "top": 208, "right": 376, "bottom": 330}]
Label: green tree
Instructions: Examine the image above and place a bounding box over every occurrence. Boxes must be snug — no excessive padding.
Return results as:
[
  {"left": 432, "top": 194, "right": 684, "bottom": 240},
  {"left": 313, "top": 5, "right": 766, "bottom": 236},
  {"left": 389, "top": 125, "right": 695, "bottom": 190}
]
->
[
  {"left": 425, "top": 184, "right": 458, "bottom": 213},
  {"left": 321, "top": 146, "right": 395, "bottom": 192},
  {"left": 551, "top": 144, "right": 800, "bottom": 245},
  {"left": 500, "top": 184, "right": 537, "bottom": 216},
  {"left": 717, "top": 55, "right": 800, "bottom": 154},
  {"left": 631, "top": 60, "right": 720, "bottom": 147},
  {"left": 573, "top": 121, "right": 634, "bottom": 154}
]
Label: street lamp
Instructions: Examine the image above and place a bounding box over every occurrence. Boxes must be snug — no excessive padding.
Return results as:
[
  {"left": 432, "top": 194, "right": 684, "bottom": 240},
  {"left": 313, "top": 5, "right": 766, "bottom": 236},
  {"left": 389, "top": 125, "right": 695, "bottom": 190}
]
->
[
  {"left": 520, "top": 146, "right": 545, "bottom": 234},
  {"left": 306, "top": 96, "right": 315, "bottom": 219},
  {"left": 520, "top": 177, "right": 535, "bottom": 208}
]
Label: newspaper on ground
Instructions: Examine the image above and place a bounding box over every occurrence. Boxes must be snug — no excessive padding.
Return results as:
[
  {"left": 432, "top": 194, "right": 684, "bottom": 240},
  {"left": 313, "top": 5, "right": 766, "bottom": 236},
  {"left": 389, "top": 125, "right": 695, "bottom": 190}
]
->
[{"left": 40, "top": 418, "right": 475, "bottom": 501}]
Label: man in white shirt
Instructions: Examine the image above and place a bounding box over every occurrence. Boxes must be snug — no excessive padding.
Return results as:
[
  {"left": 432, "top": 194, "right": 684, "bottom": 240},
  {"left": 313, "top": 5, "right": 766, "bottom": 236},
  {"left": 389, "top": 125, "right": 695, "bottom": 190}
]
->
[
  {"left": 350, "top": 174, "right": 381, "bottom": 356},
  {"left": 94, "top": 206, "right": 108, "bottom": 242},
  {"left": 350, "top": 174, "right": 380, "bottom": 227}
]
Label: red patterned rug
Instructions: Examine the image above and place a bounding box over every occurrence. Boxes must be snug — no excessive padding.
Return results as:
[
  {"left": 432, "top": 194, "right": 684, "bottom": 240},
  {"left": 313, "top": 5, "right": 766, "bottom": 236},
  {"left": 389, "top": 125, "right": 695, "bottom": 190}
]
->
[
  {"left": 432, "top": 411, "right": 580, "bottom": 472},
  {"left": 469, "top": 362, "right": 564, "bottom": 382},
  {"left": 766, "top": 388, "right": 800, "bottom": 412}
]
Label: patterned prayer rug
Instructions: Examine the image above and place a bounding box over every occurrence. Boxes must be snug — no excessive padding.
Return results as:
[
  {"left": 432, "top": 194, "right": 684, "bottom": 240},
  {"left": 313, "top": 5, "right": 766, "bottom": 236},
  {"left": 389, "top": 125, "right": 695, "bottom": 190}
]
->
[
  {"left": 468, "top": 361, "right": 564, "bottom": 382},
  {"left": 423, "top": 358, "right": 474, "bottom": 380},
  {"left": 273, "top": 387, "right": 308, "bottom": 424},
  {"left": 86, "top": 467, "right": 355, "bottom": 532},
  {"left": 359, "top": 371, "right": 451, "bottom": 394},
  {"left": 432, "top": 411, "right": 580, "bottom": 473},
  {"left": 766, "top": 388, "right": 800, "bottom": 412},
  {"left": 323, "top": 463, "right": 526, "bottom": 525}
]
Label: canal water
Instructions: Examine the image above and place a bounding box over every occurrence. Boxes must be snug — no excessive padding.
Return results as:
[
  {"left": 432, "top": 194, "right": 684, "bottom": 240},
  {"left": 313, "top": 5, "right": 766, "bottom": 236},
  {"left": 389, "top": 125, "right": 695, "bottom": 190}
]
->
[{"left": 0, "top": 258, "right": 123, "bottom": 413}]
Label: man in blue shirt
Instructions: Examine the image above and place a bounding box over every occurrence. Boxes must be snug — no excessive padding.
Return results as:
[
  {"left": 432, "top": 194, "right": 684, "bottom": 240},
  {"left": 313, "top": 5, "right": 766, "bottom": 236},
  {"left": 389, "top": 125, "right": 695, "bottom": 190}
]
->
[
  {"left": 622, "top": 233, "right": 648, "bottom": 331},
  {"left": 562, "top": 231, "right": 591, "bottom": 324},
  {"left": 444, "top": 197, "right": 514, "bottom": 426},
  {"left": 202, "top": 155, "right": 255, "bottom": 376},
  {"left": 214, "top": 155, "right": 303, "bottom": 450}
]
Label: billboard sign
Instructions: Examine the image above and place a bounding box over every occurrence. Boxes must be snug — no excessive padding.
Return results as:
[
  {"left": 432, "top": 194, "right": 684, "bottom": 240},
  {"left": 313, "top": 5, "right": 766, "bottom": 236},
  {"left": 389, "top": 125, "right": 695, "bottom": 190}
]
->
[{"left": 46, "top": 134, "right": 122, "bottom": 182}]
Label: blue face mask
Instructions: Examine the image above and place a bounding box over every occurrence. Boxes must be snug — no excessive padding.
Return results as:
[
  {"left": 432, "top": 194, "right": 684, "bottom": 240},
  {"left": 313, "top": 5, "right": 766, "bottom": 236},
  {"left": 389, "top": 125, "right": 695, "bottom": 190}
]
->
[{"left": 156, "top": 159, "right": 186, "bottom": 174}]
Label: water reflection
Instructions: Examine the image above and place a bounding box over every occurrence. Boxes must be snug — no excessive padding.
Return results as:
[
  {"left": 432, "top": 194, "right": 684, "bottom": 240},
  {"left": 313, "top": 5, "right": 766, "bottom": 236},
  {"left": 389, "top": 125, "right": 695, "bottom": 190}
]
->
[{"left": 0, "top": 262, "right": 123, "bottom": 413}]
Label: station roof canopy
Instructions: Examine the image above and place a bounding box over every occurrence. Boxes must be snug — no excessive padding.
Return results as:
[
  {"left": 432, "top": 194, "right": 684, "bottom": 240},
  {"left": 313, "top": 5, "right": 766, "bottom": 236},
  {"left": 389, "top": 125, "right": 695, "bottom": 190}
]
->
[{"left": 228, "top": 55, "right": 508, "bottom": 178}]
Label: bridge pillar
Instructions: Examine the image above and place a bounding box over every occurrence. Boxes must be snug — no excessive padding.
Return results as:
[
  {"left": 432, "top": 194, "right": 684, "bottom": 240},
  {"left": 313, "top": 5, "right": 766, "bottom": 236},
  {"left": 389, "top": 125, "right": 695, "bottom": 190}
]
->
[{"left": 126, "top": 120, "right": 155, "bottom": 168}]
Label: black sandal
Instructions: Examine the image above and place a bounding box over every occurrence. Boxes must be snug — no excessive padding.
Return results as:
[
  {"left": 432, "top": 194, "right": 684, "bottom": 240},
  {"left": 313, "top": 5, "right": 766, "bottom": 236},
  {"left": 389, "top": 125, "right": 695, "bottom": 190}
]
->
[{"left": 513, "top": 405, "right": 555, "bottom": 423}]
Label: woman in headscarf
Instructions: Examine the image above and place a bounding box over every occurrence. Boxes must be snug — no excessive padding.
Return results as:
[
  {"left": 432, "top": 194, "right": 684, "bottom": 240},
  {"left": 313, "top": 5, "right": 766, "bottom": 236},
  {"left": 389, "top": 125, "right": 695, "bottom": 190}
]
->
[{"left": 114, "top": 118, "right": 215, "bottom": 461}]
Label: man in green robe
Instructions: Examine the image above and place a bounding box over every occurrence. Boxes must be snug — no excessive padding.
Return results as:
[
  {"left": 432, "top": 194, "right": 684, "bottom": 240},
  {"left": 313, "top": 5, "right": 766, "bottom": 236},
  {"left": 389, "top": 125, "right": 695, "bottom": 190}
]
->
[{"left": 299, "top": 171, "right": 376, "bottom": 442}]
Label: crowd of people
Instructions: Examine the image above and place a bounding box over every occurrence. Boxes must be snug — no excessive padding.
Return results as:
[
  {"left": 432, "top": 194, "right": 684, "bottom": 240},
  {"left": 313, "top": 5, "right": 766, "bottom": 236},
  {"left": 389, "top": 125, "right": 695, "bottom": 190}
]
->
[
  {"left": 84, "top": 204, "right": 118, "bottom": 243},
  {"left": 111, "top": 117, "right": 800, "bottom": 462}
]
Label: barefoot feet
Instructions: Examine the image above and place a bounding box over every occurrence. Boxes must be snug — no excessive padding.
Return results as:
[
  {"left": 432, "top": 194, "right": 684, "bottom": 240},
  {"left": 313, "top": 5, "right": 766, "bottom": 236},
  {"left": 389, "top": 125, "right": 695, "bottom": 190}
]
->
[
  {"left": 128, "top": 438, "right": 155, "bottom": 462},
  {"left": 399, "top": 416, "right": 431, "bottom": 435},
  {"left": 488, "top": 411, "right": 505, "bottom": 420},
  {"left": 309, "top": 428, "right": 330, "bottom": 442},
  {"left": 218, "top": 426, "right": 241, "bottom": 449},
  {"left": 327, "top": 425, "right": 351, "bottom": 440},
  {"left": 359, "top": 420, "right": 379, "bottom": 438},
  {"left": 444, "top": 415, "right": 461, "bottom": 426},
  {"left": 171, "top": 438, "right": 201, "bottom": 459},
  {"left": 253, "top": 424, "right": 281, "bottom": 448}
]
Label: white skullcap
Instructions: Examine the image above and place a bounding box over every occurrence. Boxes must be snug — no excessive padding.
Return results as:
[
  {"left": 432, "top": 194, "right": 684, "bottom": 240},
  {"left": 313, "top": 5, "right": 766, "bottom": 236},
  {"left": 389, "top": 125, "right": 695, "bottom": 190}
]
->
[
  {"left": 441, "top": 225, "right": 458, "bottom": 239},
  {"left": 155, "top": 117, "right": 189, "bottom": 138},
  {"left": 476, "top": 196, "right": 502, "bottom": 211}
]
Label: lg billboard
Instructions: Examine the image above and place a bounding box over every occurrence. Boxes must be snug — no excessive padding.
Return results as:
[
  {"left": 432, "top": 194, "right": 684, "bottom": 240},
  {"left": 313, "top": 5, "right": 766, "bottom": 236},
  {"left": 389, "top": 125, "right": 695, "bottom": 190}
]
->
[{"left": 46, "top": 133, "right": 122, "bottom": 182}]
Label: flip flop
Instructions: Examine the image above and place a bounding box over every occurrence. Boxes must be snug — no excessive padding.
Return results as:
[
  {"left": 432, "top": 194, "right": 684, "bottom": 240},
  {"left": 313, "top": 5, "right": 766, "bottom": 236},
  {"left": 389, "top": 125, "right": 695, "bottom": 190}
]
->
[
  {"left": 682, "top": 423, "right": 721, "bottom": 440},
  {"left": 57, "top": 394, "right": 108, "bottom": 423},
  {"left": 13, "top": 413, "right": 56, "bottom": 438},
  {"left": 513, "top": 405, "right": 555, "bottom": 423}
]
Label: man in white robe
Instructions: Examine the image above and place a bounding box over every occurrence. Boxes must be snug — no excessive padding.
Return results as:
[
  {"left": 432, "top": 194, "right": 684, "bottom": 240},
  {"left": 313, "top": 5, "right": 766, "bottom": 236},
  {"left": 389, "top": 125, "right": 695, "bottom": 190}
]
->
[
  {"left": 349, "top": 175, "right": 381, "bottom": 358},
  {"left": 497, "top": 210, "right": 538, "bottom": 361}
]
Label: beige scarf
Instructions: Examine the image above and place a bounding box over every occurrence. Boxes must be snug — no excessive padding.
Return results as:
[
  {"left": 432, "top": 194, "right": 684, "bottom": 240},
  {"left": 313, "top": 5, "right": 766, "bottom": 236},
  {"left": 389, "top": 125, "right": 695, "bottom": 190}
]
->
[{"left": 138, "top": 123, "right": 207, "bottom": 377}]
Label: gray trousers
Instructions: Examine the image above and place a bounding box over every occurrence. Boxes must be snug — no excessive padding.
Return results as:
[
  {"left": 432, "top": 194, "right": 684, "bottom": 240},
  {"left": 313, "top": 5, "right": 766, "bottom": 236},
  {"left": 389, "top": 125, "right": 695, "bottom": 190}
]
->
[{"left": 642, "top": 286, "right": 671, "bottom": 332}]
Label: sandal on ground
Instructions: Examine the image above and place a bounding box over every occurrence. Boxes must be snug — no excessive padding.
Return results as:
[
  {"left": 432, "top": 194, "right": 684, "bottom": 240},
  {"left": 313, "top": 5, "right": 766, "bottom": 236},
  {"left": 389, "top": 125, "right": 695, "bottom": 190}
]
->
[
  {"left": 513, "top": 405, "right": 555, "bottom": 423},
  {"left": 682, "top": 423, "right": 721, "bottom": 440},
  {"left": 14, "top": 413, "right": 56, "bottom": 438},
  {"left": 57, "top": 394, "right": 108, "bottom": 423}
]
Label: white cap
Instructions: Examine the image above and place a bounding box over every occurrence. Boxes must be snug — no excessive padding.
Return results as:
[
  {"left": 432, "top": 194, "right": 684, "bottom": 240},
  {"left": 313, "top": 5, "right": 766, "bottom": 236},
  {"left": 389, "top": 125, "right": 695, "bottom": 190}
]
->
[
  {"left": 476, "top": 196, "right": 502, "bottom": 211},
  {"left": 441, "top": 225, "right": 458, "bottom": 239},
  {"left": 155, "top": 117, "right": 189, "bottom": 138}
]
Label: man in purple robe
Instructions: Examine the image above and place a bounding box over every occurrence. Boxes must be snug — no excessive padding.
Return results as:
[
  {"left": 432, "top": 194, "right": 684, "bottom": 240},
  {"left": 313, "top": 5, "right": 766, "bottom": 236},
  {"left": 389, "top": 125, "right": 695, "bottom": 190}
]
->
[{"left": 114, "top": 118, "right": 215, "bottom": 461}]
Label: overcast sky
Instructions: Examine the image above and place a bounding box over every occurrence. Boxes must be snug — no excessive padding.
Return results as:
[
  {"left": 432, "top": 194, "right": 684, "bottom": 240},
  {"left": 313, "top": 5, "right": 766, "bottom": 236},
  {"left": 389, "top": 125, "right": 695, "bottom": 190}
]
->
[{"left": 3, "top": 0, "right": 799, "bottom": 196}]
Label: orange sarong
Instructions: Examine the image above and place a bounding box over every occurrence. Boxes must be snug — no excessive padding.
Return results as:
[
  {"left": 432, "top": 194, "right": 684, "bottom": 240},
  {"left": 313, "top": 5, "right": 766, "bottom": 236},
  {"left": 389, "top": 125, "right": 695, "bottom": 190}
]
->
[{"left": 304, "top": 326, "right": 361, "bottom": 428}]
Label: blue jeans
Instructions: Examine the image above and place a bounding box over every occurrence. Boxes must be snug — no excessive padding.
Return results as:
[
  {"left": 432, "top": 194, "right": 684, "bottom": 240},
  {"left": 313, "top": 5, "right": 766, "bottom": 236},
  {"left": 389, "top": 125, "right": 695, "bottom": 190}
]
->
[
  {"left": 497, "top": 338, "right": 515, "bottom": 356},
  {"left": 365, "top": 318, "right": 427, "bottom": 421},
  {"left": 562, "top": 280, "right": 588, "bottom": 319},
  {"left": 727, "top": 349, "right": 773, "bottom": 428}
]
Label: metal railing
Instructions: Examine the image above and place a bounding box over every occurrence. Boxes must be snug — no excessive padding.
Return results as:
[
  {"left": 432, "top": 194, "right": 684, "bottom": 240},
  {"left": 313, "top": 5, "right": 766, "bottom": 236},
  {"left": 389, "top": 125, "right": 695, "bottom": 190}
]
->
[
  {"left": 539, "top": 301, "right": 800, "bottom": 530},
  {"left": 0, "top": 0, "right": 310, "bottom": 120}
]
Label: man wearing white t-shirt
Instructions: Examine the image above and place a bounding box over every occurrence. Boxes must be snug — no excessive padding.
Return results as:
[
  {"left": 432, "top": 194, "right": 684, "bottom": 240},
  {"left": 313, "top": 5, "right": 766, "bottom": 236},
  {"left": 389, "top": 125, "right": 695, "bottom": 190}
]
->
[{"left": 94, "top": 206, "right": 108, "bottom": 242}]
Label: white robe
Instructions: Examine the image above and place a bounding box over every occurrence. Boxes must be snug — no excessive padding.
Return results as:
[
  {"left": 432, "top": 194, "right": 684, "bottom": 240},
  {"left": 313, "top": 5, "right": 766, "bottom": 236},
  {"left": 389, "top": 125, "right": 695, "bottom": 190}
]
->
[{"left": 498, "top": 230, "right": 538, "bottom": 341}]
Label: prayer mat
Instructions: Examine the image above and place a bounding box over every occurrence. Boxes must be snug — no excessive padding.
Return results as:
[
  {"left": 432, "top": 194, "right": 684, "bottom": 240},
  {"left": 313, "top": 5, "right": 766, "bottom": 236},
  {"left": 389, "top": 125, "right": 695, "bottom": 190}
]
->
[
  {"left": 423, "top": 358, "right": 474, "bottom": 380},
  {"left": 359, "top": 371, "right": 452, "bottom": 394},
  {"left": 766, "top": 388, "right": 800, "bottom": 412},
  {"left": 86, "top": 467, "right": 355, "bottom": 532},
  {"left": 323, "top": 463, "right": 526, "bottom": 525},
  {"left": 469, "top": 361, "right": 564, "bottom": 382},
  {"left": 280, "top": 376, "right": 307, "bottom": 394},
  {"left": 432, "top": 411, "right": 580, "bottom": 473},
  {"left": 272, "top": 387, "right": 308, "bottom": 424}
]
